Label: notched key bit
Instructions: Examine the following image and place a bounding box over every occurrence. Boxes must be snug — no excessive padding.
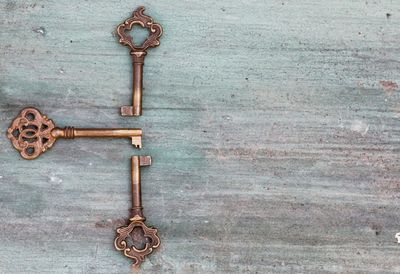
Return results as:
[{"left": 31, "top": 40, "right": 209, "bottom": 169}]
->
[
  {"left": 114, "top": 156, "right": 160, "bottom": 268},
  {"left": 117, "top": 6, "right": 163, "bottom": 116},
  {"left": 7, "top": 107, "right": 142, "bottom": 159}
]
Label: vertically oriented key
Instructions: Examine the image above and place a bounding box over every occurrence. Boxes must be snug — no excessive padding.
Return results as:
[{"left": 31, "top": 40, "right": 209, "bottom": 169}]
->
[
  {"left": 117, "top": 6, "right": 163, "bottom": 116},
  {"left": 7, "top": 107, "right": 142, "bottom": 159},
  {"left": 115, "top": 156, "right": 160, "bottom": 267}
]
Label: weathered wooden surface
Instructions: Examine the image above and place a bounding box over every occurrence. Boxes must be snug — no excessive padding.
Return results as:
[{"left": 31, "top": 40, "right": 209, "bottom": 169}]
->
[{"left": 0, "top": 1, "right": 400, "bottom": 273}]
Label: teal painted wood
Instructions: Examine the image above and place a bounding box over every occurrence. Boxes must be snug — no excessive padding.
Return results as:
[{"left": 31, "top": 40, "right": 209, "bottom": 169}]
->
[{"left": 0, "top": 1, "right": 400, "bottom": 273}]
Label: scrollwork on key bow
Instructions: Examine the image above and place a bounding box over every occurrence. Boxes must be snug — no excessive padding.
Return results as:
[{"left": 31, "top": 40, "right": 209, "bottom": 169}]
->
[
  {"left": 116, "top": 6, "right": 163, "bottom": 52},
  {"left": 7, "top": 107, "right": 56, "bottom": 160},
  {"left": 114, "top": 216, "right": 160, "bottom": 267}
]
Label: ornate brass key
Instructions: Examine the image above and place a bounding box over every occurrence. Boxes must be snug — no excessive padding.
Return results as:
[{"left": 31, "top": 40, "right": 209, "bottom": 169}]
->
[
  {"left": 117, "top": 6, "right": 163, "bottom": 116},
  {"left": 7, "top": 107, "right": 142, "bottom": 160},
  {"left": 115, "top": 156, "right": 160, "bottom": 267}
]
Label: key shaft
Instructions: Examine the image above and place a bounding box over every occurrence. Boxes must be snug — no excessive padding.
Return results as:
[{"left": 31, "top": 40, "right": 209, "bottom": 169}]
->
[
  {"left": 132, "top": 52, "right": 146, "bottom": 116},
  {"left": 54, "top": 128, "right": 142, "bottom": 138},
  {"left": 130, "top": 155, "right": 151, "bottom": 219}
]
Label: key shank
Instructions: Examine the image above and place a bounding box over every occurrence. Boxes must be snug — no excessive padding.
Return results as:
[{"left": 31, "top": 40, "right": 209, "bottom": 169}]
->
[
  {"left": 51, "top": 127, "right": 142, "bottom": 138},
  {"left": 51, "top": 127, "right": 142, "bottom": 148},
  {"left": 121, "top": 52, "right": 147, "bottom": 116},
  {"left": 130, "top": 155, "right": 151, "bottom": 220}
]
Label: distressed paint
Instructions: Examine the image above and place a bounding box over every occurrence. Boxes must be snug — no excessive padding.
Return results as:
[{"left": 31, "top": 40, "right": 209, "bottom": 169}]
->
[{"left": 0, "top": 0, "right": 400, "bottom": 273}]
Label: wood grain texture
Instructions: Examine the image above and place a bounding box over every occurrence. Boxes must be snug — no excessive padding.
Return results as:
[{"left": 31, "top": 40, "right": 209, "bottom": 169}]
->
[{"left": 0, "top": 0, "right": 400, "bottom": 273}]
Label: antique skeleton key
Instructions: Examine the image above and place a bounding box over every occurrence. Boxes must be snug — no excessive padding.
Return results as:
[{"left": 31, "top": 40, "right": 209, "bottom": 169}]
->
[
  {"left": 7, "top": 107, "right": 142, "bottom": 160},
  {"left": 115, "top": 156, "right": 160, "bottom": 267},
  {"left": 117, "top": 6, "right": 163, "bottom": 116}
]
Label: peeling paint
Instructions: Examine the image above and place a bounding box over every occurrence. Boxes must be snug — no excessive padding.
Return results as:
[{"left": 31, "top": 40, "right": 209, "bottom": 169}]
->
[
  {"left": 32, "top": 26, "right": 46, "bottom": 36},
  {"left": 350, "top": 120, "right": 369, "bottom": 135}
]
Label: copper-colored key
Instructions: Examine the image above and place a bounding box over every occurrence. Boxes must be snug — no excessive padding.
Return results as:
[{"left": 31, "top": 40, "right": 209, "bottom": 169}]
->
[
  {"left": 115, "top": 156, "right": 160, "bottom": 267},
  {"left": 7, "top": 107, "right": 142, "bottom": 160},
  {"left": 117, "top": 6, "right": 163, "bottom": 116}
]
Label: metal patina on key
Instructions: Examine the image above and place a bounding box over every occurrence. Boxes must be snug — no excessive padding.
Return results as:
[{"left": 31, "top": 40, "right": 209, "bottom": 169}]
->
[
  {"left": 115, "top": 156, "right": 160, "bottom": 267},
  {"left": 7, "top": 107, "right": 142, "bottom": 160},
  {"left": 117, "top": 6, "right": 163, "bottom": 116}
]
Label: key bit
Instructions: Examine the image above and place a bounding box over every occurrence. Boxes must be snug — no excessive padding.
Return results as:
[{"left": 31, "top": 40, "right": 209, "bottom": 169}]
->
[
  {"left": 115, "top": 156, "right": 160, "bottom": 267},
  {"left": 7, "top": 107, "right": 142, "bottom": 160},
  {"left": 117, "top": 6, "right": 163, "bottom": 116}
]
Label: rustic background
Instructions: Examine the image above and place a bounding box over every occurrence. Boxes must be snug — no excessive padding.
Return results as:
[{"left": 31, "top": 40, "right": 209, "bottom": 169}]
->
[{"left": 0, "top": 1, "right": 399, "bottom": 273}]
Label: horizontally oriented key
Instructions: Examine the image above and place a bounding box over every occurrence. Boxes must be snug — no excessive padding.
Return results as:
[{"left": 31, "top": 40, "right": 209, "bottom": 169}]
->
[{"left": 7, "top": 107, "right": 142, "bottom": 159}]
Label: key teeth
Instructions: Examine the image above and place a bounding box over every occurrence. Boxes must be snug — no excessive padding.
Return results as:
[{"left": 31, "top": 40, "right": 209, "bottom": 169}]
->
[
  {"left": 121, "top": 106, "right": 141, "bottom": 116},
  {"left": 121, "top": 106, "right": 134, "bottom": 116},
  {"left": 131, "top": 136, "right": 142, "bottom": 148},
  {"left": 139, "top": 156, "right": 152, "bottom": 166}
]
